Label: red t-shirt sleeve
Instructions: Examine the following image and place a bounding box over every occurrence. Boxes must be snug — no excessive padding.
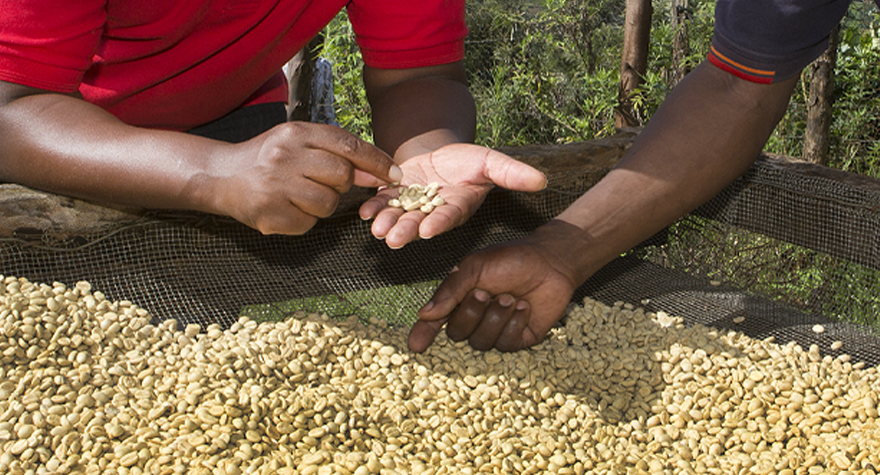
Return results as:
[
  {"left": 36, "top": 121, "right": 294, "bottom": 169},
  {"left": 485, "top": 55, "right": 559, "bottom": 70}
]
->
[
  {"left": 347, "top": 0, "right": 467, "bottom": 69},
  {"left": 0, "top": 0, "right": 105, "bottom": 92}
]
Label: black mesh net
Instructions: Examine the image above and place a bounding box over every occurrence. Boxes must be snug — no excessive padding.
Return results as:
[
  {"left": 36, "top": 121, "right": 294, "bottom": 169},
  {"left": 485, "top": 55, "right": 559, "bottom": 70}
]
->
[{"left": 2, "top": 142, "right": 880, "bottom": 366}]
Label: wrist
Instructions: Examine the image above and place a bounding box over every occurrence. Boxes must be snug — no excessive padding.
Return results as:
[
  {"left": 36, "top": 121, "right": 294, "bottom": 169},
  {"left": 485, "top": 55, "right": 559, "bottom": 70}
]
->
[
  {"left": 177, "top": 140, "right": 237, "bottom": 216},
  {"left": 528, "top": 219, "right": 599, "bottom": 287}
]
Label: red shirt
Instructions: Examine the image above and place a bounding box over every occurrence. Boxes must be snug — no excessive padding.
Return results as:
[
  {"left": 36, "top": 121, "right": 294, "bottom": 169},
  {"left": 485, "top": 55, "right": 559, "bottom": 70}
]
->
[{"left": 0, "top": 0, "right": 467, "bottom": 130}]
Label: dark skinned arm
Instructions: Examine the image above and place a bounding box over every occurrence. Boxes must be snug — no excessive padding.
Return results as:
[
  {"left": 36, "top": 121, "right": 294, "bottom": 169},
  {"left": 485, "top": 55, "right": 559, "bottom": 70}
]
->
[
  {"left": 359, "top": 62, "right": 547, "bottom": 248},
  {"left": 0, "top": 81, "right": 402, "bottom": 235},
  {"left": 409, "top": 60, "right": 800, "bottom": 353}
]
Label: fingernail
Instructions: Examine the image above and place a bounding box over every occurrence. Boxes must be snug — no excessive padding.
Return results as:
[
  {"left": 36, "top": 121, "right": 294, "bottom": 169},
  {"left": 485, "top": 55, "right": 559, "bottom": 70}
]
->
[
  {"left": 516, "top": 300, "right": 528, "bottom": 311},
  {"left": 420, "top": 301, "right": 434, "bottom": 312},
  {"left": 389, "top": 165, "right": 404, "bottom": 183},
  {"left": 474, "top": 290, "right": 489, "bottom": 302},
  {"left": 499, "top": 294, "right": 514, "bottom": 307}
]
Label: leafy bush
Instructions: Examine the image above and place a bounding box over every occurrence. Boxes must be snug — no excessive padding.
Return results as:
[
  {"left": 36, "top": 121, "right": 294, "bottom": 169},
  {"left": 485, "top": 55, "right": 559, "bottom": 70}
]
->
[
  {"left": 319, "top": 0, "right": 880, "bottom": 178},
  {"left": 316, "top": 1, "right": 880, "bottom": 328}
]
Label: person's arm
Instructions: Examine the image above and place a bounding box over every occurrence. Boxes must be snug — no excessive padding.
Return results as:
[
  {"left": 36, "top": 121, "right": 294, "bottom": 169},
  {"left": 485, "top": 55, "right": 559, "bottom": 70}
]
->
[
  {"left": 358, "top": 62, "right": 547, "bottom": 248},
  {"left": 0, "top": 81, "right": 402, "bottom": 235},
  {"left": 557, "top": 60, "right": 799, "bottom": 278},
  {"left": 409, "top": 60, "right": 799, "bottom": 352},
  {"left": 365, "top": 62, "right": 476, "bottom": 159}
]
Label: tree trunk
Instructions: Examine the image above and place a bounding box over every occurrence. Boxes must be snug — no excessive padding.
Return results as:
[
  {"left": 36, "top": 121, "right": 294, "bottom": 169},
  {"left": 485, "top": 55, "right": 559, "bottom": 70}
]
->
[
  {"left": 615, "top": 0, "right": 653, "bottom": 129},
  {"left": 670, "top": 0, "right": 690, "bottom": 86},
  {"left": 803, "top": 27, "right": 839, "bottom": 166},
  {"left": 286, "top": 35, "right": 324, "bottom": 122}
]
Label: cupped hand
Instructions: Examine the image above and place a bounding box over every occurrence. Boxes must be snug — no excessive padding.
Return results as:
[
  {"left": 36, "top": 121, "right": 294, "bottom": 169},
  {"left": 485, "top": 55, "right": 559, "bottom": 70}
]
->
[
  {"left": 359, "top": 143, "right": 546, "bottom": 249},
  {"left": 204, "top": 122, "right": 401, "bottom": 235},
  {"left": 408, "top": 222, "right": 587, "bottom": 353}
]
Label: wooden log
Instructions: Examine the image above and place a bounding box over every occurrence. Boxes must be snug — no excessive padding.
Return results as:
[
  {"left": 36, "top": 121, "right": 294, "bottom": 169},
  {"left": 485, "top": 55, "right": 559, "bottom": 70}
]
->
[
  {"left": 3, "top": 125, "right": 880, "bottom": 276},
  {"left": 0, "top": 184, "right": 147, "bottom": 239}
]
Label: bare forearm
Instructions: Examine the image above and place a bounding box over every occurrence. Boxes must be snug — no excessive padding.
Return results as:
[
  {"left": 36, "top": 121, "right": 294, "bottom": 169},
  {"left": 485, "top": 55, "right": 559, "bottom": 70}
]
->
[
  {"left": 556, "top": 61, "right": 798, "bottom": 281},
  {"left": 0, "top": 91, "right": 230, "bottom": 212},
  {"left": 365, "top": 63, "right": 476, "bottom": 161}
]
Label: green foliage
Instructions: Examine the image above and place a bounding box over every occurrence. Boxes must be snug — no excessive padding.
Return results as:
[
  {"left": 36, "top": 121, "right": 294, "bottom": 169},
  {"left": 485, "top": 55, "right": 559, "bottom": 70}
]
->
[
  {"left": 464, "top": 0, "right": 625, "bottom": 146},
  {"left": 313, "top": 1, "right": 880, "bottom": 329},
  {"left": 634, "top": 216, "right": 880, "bottom": 328},
  {"left": 317, "top": 0, "right": 721, "bottom": 147},
  {"left": 318, "top": 12, "right": 373, "bottom": 142},
  {"left": 464, "top": 0, "right": 720, "bottom": 146},
  {"left": 765, "top": 2, "right": 880, "bottom": 178},
  {"left": 319, "top": 0, "right": 880, "bottom": 171},
  {"left": 827, "top": 16, "right": 880, "bottom": 177}
]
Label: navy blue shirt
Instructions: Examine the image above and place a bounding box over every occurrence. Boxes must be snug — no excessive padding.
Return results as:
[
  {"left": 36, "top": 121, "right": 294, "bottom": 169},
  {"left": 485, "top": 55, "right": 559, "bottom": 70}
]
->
[{"left": 710, "top": 0, "right": 860, "bottom": 83}]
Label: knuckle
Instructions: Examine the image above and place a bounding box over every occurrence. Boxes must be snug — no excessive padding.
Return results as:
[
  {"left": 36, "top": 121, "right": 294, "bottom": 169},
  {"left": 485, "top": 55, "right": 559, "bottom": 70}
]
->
[
  {"left": 328, "top": 159, "right": 355, "bottom": 189},
  {"left": 300, "top": 185, "right": 339, "bottom": 218},
  {"left": 254, "top": 214, "right": 316, "bottom": 236},
  {"left": 312, "top": 192, "right": 339, "bottom": 218},
  {"left": 337, "top": 133, "right": 363, "bottom": 156},
  {"left": 273, "top": 121, "right": 306, "bottom": 140}
]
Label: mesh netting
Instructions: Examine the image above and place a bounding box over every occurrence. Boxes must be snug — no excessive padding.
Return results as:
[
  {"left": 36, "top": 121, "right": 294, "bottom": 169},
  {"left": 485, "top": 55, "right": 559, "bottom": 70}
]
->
[{"left": 2, "top": 145, "right": 880, "bottom": 366}]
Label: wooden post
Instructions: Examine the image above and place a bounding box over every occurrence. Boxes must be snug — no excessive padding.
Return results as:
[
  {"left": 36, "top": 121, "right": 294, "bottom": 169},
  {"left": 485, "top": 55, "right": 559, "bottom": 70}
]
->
[
  {"left": 670, "top": 0, "right": 690, "bottom": 86},
  {"left": 615, "top": 0, "right": 653, "bottom": 129},
  {"left": 803, "top": 27, "right": 839, "bottom": 166}
]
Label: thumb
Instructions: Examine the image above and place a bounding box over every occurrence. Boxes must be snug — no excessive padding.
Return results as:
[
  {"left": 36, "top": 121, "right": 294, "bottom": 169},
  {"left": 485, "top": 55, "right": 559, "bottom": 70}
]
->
[
  {"left": 353, "top": 167, "right": 402, "bottom": 188},
  {"left": 485, "top": 150, "right": 547, "bottom": 192},
  {"left": 409, "top": 262, "right": 480, "bottom": 353},
  {"left": 408, "top": 319, "right": 445, "bottom": 353},
  {"left": 417, "top": 264, "right": 478, "bottom": 321}
]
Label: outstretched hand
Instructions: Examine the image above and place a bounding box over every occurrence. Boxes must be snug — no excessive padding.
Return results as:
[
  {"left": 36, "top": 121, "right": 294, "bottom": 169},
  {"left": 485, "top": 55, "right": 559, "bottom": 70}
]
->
[
  {"left": 359, "top": 143, "right": 547, "bottom": 249},
  {"left": 408, "top": 221, "right": 589, "bottom": 353}
]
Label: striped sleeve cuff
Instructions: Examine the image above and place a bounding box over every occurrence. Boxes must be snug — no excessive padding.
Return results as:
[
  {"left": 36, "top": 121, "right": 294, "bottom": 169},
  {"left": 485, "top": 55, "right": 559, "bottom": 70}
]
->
[{"left": 707, "top": 45, "right": 775, "bottom": 84}]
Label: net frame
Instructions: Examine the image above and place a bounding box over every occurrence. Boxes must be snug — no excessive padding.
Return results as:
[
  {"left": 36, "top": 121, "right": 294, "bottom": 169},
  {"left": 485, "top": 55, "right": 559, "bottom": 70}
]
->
[{"left": 2, "top": 132, "right": 879, "bottom": 365}]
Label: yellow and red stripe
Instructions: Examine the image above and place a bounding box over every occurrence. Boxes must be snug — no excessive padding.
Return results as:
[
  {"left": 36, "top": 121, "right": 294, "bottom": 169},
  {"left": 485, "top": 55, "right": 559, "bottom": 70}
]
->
[{"left": 708, "top": 45, "right": 775, "bottom": 84}]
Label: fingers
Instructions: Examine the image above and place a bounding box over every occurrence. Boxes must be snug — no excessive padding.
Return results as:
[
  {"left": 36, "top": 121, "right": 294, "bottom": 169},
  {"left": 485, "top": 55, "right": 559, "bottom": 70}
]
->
[
  {"left": 362, "top": 188, "right": 464, "bottom": 247},
  {"left": 457, "top": 293, "right": 528, "bottom": 352},
  {"left": 445, "top": 289, "right": 491, "bottom": 341},
  {"left": 249, "top": 202, "right": 319, "bottom": 236},
  {"left": 308, "top": 125, "right": 403, "bottom": 184},
  {"left": 464, "top": 293, "right": 518, "bottom": 351},
  {"left": 380, "top": 215, "right": 423, "bottom": 249},
  {"left": 484, "top": 149, "right": 547, "bottom": 192},
  {"left": 417, "top": 199, "right": 463, "bottom": 239},
  {"left": 417, "top": 263, "right": 479, "bottom": 323},
  {"left": 414, "top": 291, "right": 531, "bottom": 353},
  {"left": 495, "top": 300, "right": 530, "bottom": 352},
  {"left": 285, "top": 181, "right": 341, "bottom": 218},
  {"left": 352, "top": 169, "right": 393, "bottom": 189},
  {"left": 408, "top": 318, "right": 447, "bottom": 353}
]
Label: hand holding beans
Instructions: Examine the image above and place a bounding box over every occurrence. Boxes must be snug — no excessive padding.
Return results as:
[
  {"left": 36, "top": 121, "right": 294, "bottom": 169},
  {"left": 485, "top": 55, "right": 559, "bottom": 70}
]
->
[{"left": 360, "top": 143, "right": 547, "bottom": 249}]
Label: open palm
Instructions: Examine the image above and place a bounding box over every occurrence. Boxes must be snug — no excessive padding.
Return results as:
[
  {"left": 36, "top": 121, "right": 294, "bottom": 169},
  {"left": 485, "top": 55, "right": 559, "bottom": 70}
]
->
[{"left": 360, "top": 143, "right": 546, "bottom": 249}]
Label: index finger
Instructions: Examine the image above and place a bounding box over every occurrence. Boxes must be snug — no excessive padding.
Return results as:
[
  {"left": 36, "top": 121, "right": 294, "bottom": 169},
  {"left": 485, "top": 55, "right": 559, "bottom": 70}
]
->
[{"left": 312, "top": 127, "right": 403, "bottom": 184}]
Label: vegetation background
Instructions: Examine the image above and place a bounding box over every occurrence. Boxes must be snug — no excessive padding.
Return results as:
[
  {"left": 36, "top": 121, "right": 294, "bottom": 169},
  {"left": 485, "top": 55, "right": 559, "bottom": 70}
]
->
[
  {"left": 321, "top": 0, "right": 880, "bottom": 177},
  {"left": 314, "top": 0, "right": 880, "bottom": 328}
]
